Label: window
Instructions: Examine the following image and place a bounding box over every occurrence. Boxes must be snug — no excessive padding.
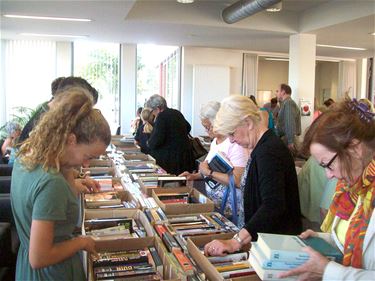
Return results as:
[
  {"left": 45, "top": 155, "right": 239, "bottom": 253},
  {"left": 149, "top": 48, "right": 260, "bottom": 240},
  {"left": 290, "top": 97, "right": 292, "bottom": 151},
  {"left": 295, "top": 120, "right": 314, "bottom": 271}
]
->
[
  {"left": 3, "top": 40, "right": 56, "bottom": 118},
  {"left": 136, "top": 44, "right": 179, "bottom": 109},
  {"left": 73, "top": 42, "right": 120, "bottom": 133}
]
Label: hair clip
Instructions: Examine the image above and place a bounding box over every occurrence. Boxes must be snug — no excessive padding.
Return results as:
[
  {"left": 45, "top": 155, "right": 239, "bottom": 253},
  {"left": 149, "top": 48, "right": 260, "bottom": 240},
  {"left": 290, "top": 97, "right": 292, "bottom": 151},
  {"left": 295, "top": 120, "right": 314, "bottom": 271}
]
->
[{"left": 348, "top": 99, "right": 375, "bottom": 123}]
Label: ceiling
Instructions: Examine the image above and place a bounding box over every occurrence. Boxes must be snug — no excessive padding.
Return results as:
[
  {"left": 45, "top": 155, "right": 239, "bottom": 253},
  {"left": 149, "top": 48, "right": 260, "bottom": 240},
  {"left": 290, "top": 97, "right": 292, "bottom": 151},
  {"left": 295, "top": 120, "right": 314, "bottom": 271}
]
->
[{"left": 1, "top": 0, "right": 374, "bottom": 59}]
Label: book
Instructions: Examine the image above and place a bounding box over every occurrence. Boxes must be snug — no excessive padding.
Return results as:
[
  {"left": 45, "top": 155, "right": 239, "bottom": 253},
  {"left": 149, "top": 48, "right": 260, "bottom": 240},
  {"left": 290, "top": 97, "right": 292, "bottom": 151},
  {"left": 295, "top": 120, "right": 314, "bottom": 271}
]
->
[
  {"left": 172, "top": 248, "right": 194, "bottom": 274},
  {"left": 207, "top": 251, "right": 248, "bottom": 264},
  {"left": 85, "top": 218, "right": 133, "bottom": 232},
  {"left": 208, "top": 151, "right": 233, "bottom": 174},
  {"left": 251, "top": 242, "right": 304, "bottom": 270},
  {"left": 249, "top": 252, "right": 296, "bottom": 281},
  {"left": 92, "top": 249, "right": 149, "bottom": 267},
  {"left": 148, "top": 246, "right": 163, "bottom": 274},
  {"left": 257, "top": 233, "right": 343, "bottom": 263}
]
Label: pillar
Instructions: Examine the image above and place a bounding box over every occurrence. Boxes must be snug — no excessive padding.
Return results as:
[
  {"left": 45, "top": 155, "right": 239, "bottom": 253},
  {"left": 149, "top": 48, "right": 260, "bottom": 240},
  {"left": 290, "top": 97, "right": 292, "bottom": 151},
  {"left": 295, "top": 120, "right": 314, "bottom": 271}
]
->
[{"left": 288, "top": 34, "right": 316, "bottom": 134}]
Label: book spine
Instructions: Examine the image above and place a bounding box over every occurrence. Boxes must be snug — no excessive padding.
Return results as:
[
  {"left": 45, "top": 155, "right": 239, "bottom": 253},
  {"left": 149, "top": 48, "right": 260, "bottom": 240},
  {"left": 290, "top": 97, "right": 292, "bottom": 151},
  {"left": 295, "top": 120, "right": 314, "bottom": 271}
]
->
[
  {"left": 172, "top": 248, "right": 194, "bottom": 274},
  {"left": 148, "top": 246, "right": 163, "bottom": 274}
]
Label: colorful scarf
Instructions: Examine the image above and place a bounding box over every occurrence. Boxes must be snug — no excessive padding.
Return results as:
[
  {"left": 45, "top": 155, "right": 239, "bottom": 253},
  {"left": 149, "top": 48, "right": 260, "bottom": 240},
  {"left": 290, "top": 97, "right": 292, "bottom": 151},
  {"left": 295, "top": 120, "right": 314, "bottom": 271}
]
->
[{"left": 321, "top": 158, "right": 375, "bottom": 268}]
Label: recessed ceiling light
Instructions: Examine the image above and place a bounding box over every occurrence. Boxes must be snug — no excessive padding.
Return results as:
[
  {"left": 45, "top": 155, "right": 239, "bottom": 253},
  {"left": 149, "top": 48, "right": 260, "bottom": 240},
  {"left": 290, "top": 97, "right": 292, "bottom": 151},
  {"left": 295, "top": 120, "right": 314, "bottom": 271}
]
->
[
  {"left": 317, "top": 44, "right": 366, "bottom": 51},
  {"left": 264, "top": 57, "right": 289, "bottom": 61},
  {"left": 371, "top": 32, "right": 375, "bottom": 36},
  {"left": 20, "top": 33, "right": 88, "bottom": 38},
  {"left": 266, "top": 2, "right": 282, "bottom": 12},
  {"left": 4, "top": 14, "right": 91, "bottom": 22},
  {"left": 177, "top": 0, "right": 194, "bottom": 3}
]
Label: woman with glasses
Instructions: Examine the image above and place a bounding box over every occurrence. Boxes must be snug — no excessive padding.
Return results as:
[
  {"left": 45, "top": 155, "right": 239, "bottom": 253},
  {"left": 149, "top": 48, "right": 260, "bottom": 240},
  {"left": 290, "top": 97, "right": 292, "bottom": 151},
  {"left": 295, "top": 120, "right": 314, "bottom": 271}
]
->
[
  {"left": 204, "top": 95, "right": 302, "bottom": 256},
  {"left": 280, "top": 99, "right": 375, "bottom": 280},
  {"left": 179, "top": 101, "right": 248, "bottom": 223}
]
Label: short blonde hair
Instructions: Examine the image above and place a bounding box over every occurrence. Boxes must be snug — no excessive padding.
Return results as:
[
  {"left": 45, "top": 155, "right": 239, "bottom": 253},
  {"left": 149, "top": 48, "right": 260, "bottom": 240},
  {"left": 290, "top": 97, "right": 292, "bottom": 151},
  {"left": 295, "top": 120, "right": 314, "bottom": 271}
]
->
[{"left": 214, "top": 95, "right": 261, "bottom": 135}]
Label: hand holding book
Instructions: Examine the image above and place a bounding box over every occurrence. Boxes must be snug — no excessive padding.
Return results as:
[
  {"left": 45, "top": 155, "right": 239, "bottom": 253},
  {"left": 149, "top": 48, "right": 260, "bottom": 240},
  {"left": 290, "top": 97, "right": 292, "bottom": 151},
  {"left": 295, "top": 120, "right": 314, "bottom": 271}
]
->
[{"left": 277, "top": 246, "right": 329, "bottom": 280}]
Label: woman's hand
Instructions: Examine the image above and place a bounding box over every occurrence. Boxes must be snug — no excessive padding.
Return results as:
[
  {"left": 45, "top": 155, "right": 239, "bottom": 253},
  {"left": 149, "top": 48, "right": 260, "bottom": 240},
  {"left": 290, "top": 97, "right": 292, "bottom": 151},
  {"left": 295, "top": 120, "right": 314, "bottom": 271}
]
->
[
  {"left": 298, "top": 229, "right": 319, "bottom": 239},
  {"left": 199, "top": 161, "right": 211, "bottom": 177},
  {"left": 278, "top": 247, "right": 329, "bottom": 281},
  {"left": 204, "top": 239, "right": 238, "bottom": 257},
  {"left": 179, "top": 171, "right": 201, "bottom": 181},
  {"left": 79, "top": 236, "right": 98, "bottom": 256}
]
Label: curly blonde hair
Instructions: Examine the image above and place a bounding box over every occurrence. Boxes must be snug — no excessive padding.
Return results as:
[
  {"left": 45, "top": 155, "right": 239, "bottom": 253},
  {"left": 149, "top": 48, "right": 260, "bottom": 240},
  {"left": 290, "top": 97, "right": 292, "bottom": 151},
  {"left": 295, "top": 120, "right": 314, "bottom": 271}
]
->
[
  {"left": 214, "top": 95, "right": 261, "bottom": 136},
  {"left": 18, "top": 87, "right": 111, "bottom": 171}
]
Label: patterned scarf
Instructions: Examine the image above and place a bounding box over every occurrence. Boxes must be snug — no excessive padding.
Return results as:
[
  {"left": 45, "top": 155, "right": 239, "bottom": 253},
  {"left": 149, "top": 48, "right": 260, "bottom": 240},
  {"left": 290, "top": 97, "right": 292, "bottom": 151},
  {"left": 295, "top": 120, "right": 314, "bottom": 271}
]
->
[{"left": 321, "top": 158, "right": 375, "bottom": 268}]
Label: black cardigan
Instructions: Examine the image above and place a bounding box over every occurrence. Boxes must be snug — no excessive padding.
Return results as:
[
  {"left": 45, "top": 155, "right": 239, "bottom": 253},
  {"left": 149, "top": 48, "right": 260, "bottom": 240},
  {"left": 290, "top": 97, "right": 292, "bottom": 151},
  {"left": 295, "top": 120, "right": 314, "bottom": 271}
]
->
[
  {"left": 243, "top": 130, "right": 302, "bottom": 240},
  {"left": 147, "top": 108, "right": 194, "bottom": 175}
]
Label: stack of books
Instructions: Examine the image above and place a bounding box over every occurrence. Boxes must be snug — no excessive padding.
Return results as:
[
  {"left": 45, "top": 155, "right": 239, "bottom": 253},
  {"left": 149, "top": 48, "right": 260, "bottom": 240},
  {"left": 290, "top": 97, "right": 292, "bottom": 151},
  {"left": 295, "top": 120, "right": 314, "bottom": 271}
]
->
[
  {"left": 206, "top": 251, "right": 255, "bottom": 279},
  {"left": 249, "top": 233, "right": 343, "bottom": 280},
  {"left": 91, "top": 247, "right": 162, "bottom": 280}
]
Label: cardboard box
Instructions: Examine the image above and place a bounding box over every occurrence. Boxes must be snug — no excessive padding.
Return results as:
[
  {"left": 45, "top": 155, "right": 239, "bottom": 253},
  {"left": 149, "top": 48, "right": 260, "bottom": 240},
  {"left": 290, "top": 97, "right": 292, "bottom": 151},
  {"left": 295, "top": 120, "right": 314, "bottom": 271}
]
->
[
  {"left": 87, "top": 236, "right": 180, "bottom": 281},
  {"left": 88, "top": 158, "right": 112, "bottom": 167},
  {"left": 152, "top": 187, "right": 214, "bottom": 215},
  {"left": 82, "top": 209, "right": 154, "bottom": 238},
  {"left": 82, "top": 166, "right": 115, "bottom": 177},
  {"left": 123, "top": 153, "right": 156, "bottom": 165},
  {"left": 187, "top": 235, "right": 259, "bottom": 281},
  {"left": 84, "top": 190, "right": 139, "bottom": 210}
]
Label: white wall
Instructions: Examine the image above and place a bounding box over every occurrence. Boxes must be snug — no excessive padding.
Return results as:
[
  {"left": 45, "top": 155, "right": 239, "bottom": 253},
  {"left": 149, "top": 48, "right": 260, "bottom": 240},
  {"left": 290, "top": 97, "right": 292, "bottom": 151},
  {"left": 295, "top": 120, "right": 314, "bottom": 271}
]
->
[
  {"left": 192, "top": 65, "right": 230, "bottom": 136},
  {"left": 315, "top": 61, "right": 339, "bottom": 105},
  {"left": 257, "top": 60, "right": 289, "bottom": 94},
  {"left": 181, "top": 47, "right": 243, "bottom": 128}
]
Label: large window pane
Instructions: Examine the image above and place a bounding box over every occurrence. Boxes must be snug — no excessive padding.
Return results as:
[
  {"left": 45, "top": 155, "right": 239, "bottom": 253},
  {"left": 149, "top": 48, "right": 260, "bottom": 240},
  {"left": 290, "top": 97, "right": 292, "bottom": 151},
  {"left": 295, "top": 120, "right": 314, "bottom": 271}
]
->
[
  {"left": 137, "top": 44, "right": 179, "bottom": 109},
  {"left": 73, "top": 42, "right": 120, "bottom": 133},
  {"left": 4, "top": 40, "right": 56, "bottom": 118}
]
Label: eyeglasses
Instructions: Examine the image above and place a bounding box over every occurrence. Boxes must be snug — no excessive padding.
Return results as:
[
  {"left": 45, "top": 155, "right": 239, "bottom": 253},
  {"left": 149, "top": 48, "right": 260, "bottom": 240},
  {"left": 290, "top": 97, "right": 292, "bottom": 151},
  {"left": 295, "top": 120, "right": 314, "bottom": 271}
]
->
[
  {"left": 203, "top": 124, "right": 212, "bottom": 131},
  {"left": 319, "top": 153, "right": 338, "bottom": 171}
]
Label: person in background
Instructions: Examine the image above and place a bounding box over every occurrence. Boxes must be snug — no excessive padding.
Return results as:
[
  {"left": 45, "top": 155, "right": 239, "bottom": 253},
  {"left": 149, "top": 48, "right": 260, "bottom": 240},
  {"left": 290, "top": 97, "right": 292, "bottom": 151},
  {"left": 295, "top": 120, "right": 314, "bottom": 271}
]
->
[
  {"left": 276, "top": 83, "right": 301, "bottom": 156},
  {"left": 263, "top": 97, "right": 280, "bottom": 122},
  {"left": 134, "top": 107, "right": 154, "bottom": 154},
  {"left": 130, "top": 107, "right": 143, "bottom": 136},
  {"left": 18, "top": 76, "right": 98, "bottom": 143},
  {"left": 249, "top": 95, "right": 275, "bottom": 131},
  {"left": 11, "top": 87, "right": 111, "bottom": 280},
  {"left": 145, "top": 94, "right": 194, "bottom": 175},
  {"left": 204, "top": 95, "right": 302, "bottom": 256},
  {"left": 1, "top": 122, "right": 22, "bottom": 164},
  {"left": 279, "top": 99, "right": 374, "bottom": 281},
  {"left": 179, "top": 101, "right": 248, "bottom": 223}
]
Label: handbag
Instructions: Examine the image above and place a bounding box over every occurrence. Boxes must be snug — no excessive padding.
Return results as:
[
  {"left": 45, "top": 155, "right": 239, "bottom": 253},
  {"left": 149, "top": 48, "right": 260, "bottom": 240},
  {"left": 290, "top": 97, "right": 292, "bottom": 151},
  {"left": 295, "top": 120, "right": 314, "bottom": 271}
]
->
[
  {"left": 189, "top": 134, "right": 208, "bottom": 160},
  {"left": 220, "top": 174, "right": 238, "bottom": 226}
]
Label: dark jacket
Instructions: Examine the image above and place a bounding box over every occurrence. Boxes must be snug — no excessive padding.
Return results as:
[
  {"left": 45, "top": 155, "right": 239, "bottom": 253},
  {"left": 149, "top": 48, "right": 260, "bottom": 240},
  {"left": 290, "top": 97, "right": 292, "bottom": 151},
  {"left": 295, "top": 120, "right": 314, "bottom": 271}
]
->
[
  {"left": 243, "top": 129, "right": 302, "bottom": 240},
  {"left": 147, "top": 108, "right": 194, "bottom": 175},
  {"left": 134, "top": 122, "right": 151, "bottom": 155}
]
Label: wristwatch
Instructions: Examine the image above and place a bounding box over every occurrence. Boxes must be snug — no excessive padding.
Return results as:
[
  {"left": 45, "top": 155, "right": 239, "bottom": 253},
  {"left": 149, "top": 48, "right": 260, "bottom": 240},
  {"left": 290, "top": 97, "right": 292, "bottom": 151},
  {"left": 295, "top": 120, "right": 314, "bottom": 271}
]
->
[
  {"left": 232, "top": 233, "right": 243, "bottom": 246},
  {"left": 207, "top": 169, "right": 214, "bottom": 179}
]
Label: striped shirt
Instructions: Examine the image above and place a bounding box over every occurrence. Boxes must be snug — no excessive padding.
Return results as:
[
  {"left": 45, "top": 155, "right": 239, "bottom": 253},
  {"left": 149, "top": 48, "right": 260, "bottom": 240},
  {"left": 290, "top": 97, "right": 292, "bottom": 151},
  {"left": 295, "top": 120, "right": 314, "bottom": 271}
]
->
[{"left": 276, "top": 96, "right": 301, "bottom": 145}]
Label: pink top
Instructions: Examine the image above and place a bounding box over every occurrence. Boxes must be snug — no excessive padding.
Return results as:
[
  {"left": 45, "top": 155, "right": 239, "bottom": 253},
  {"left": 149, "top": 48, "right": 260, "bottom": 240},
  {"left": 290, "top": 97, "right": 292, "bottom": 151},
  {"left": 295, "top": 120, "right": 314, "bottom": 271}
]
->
[{"left": 205, "top": 137, "right": 248, "bottom": 167}]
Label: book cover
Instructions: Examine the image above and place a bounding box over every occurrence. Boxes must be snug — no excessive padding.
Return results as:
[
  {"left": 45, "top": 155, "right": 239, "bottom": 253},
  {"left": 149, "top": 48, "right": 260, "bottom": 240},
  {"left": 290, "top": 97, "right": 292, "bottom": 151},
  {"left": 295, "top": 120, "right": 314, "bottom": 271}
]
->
[
  {"left": 257, "top": 233, "right": 343, "bottom": 263},
  {"left": 208, "top": 151, "right": 234, "bottom": 174},
  {"left": 249, "top": 252, "right": 297, "bottom": 281},
  {"left": 251, "top": 242, "right": 304, "bottom": 270},
  {"left": 257, "top": 233, "right": 310, "bottom": 263}
]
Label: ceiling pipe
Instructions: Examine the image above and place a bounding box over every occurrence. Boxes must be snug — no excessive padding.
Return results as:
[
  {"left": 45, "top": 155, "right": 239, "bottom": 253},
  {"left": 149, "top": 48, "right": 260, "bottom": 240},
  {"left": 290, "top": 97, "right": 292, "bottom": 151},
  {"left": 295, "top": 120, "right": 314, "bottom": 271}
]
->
[{"left": 222, "top": 0, "right": 282, "bottom": 24}]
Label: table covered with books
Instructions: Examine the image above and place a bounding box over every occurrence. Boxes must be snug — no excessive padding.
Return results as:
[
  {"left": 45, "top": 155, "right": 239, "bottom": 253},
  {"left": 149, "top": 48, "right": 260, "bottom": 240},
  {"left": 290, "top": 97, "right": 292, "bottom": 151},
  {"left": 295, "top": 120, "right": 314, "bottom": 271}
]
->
[{"left": 80, "top": 136, "right": 262, "bottom": 281}]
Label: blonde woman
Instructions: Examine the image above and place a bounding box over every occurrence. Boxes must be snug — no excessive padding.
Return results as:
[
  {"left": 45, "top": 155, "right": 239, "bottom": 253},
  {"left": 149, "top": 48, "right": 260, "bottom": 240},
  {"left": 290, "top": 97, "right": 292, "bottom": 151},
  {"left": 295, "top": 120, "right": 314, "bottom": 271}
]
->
[
  {"left": 11, "top": 87, "right": 111, "bottom": 280},
  {"left": 135, "top": 107, "right": 154, "bottom": 154},
  {"left": 204, "top": 95, "right": 302, "bottom": 256}
]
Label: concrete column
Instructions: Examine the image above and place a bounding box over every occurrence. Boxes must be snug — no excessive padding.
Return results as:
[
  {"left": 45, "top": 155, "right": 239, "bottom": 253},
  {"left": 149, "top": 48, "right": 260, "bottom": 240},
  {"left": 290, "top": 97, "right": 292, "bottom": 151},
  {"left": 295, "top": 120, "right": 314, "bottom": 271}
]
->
[
  {"left": 288, "top": 34, "right": 316, "bottom": 134},
  {"left": 356, "top": 58, "right": 367, "bottom": 99},
  {"left": 120, "top": 44, "right": 137, "bottom": 134},
  {"left": 56, "top": 42, "right": 73, "bottom": 77}
]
